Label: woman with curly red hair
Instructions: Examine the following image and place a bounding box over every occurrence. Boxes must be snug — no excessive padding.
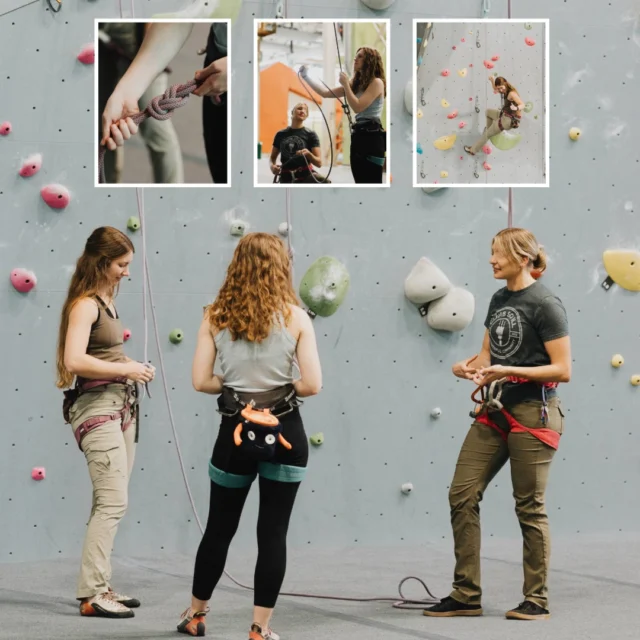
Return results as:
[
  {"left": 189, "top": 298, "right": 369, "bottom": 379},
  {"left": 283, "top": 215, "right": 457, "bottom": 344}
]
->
[
  {"left": 177, "top": 233, "right": 322, "bottom": 640},
  {"left": 300, "top": 46, "right": 387, "bottom": 183}
]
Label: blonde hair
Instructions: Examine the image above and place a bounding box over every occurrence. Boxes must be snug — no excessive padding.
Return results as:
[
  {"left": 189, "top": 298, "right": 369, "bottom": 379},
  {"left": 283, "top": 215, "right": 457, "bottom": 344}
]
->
[{"left": 492, "top": 228, "right": 547, "bottom": 274}]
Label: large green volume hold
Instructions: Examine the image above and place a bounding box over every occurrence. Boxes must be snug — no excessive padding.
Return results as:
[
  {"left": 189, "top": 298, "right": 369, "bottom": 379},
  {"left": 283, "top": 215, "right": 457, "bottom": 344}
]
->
[{"left": 299, "top": 256, "right": 350, "bottom": 317}]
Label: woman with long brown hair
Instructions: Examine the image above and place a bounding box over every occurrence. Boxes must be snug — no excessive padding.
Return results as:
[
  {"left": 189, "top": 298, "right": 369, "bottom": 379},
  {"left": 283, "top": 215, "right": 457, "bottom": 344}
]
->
[
  {"left": 465, "top": 75, "right": 526, "bottom": 156},
  {"left": 424, "top": 228, "right": 570, "bottom": 621},
  {"left": 300, "top": 46, "right": 387, "bottom": 183},
  {"left": 57, "top": 226, "right": 155, "bottom": 619},
  {"left": 176, "top": 233, "right": 322, "bottom": 639}
]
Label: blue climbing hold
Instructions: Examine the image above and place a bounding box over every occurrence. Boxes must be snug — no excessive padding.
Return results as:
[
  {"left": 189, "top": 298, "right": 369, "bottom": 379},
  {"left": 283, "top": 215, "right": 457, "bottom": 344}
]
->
[
  {"left": 418, "top": 56, "right": 423, "bottom": 66},
  {"left": 417, "top": 37, "right": 422, "bottom": 43},
  {"left": 417, "top": 143, "right": 423, "bottom": 155}
]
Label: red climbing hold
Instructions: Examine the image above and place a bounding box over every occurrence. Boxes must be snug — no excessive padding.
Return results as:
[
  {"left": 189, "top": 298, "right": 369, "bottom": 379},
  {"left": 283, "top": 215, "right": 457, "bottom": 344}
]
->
[
  {"left": 483, "top": 161, "right": 492, "bottom": 171},
  {"left": 482, "top": 145, "right": 492, "bottom": 154},
  {"left": 77, "top": 43, "right": 95, "bottom": 65},
  {"left": 492, "top": 55, "right": 500, "bottom": 61},
  {"left": 441, "top": 69, "right": 450, "bottom": 77},
  {"left": 447, "top": 110, "right": 458, "bottom": 119},
  {"left": 10, "top": 268, "right": 37, "bottom": 293},
  {"left": 31, "top": 467, "right": 46, "bottom": 481},
  {"left": 458, "top": 121, "right": 466, "bottom": 129},
  {"left": 484, "top": 60, "right": 495, "bottom": 69},
  {"left": 19, "top": 153, "right": 42, "bottom": 177},
  {"left": 41, "top": 184, "right": 70, "bottom": 209},
  {"left": 525, "top": 37, "right": 536, "bottom": 46},
  {"left": 123, "top": 329, "right": 132, "bottom": 341},
  {"left": 0, "top": 121, "right": 11, "bottom": 135},
  {"left": 452, "top": 45, "right": 457, "bottom": 50}
]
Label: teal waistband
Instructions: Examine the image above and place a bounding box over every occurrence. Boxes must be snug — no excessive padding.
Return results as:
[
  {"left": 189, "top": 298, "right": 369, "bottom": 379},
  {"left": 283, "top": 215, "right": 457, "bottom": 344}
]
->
[
  {"left": 366, "top": 155, "right": 386, "bottom": 166},
  {"left": 209, "top": 461, "right": 307, "bottom": 488}
]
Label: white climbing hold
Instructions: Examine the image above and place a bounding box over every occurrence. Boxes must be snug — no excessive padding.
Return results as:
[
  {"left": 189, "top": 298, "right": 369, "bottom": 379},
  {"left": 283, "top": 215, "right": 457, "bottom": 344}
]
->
[
  {"left": 401, "top": 483, "right": 414, "bottom": 495},
  {"left": 430, "top": 407, "right": 442, "bottom": 419},
  {"left": 404, "top": 79, "right": 413, "bottom": 115},
  {"left": 230, "top": 220, "right": 247, "bottom": 236},
  {"left": 426, "top": 287, "right": 475, "bottom": 332},
  {"left": 422, "top": 186, "right": 444, "bottom": 193},
  {"left": 278, "top": 222, "right": 290, "bottom": 236},
  {"left": 360, "top": 0, "right": 396, "bottom": 9},
  {"left": 404, "top": 257, "right": 452, "bottom": 305}
]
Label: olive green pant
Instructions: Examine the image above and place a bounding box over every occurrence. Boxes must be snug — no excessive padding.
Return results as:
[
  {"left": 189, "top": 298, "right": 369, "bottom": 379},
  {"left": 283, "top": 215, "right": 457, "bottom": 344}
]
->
[
  {"left": 448, "top": 397, "right": 564, "bottom": 609},
  {"left": 469, "top": 108, "right": 514, "bottom": 154},
  {"left": 68, "top": 385, "right": 137, "bottom": 600}
]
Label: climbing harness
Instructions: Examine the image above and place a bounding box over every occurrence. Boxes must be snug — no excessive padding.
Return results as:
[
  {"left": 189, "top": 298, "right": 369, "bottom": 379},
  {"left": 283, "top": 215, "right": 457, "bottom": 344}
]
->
[
  {"left": 470, "top": 377, "right": 561, "bottom": 449},
  {"left": 98, "top": 79, "right": 201, "bottom": 183},
  {"left": 273, "top": 155, "right": 331, "bottom": 185},
  {"left": 47, "top": 0, "right": 62, "bottom": 12}
]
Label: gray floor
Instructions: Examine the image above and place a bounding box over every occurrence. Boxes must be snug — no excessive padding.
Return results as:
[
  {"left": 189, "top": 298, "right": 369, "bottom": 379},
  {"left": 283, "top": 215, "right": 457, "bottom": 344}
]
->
[{"left": 0, "top": 533, "right": 637, "bottom": 639}]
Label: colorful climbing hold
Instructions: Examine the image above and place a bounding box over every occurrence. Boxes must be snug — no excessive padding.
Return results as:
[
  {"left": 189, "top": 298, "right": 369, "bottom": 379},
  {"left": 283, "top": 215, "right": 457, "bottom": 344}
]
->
[
  {"left": 458, "top": 121, "right": 466, "bottom": 129},
  {"left": 631, "top": 375, "right": 640, "bottom": 387},
  {"left": 482, "top": 144, "right": 492, "bottom": 155},
  {"left": 309, "top": 433, "right": 324, "bottom": 446},
  {"left": 441, "top": 99, "right": 450, "bottom": 108},
  {"left": 417, "top": 109, "right": 423, "bottom": 118},
  {"left": 169, "top": 329, "right": 184, "bottom": 344},
  {"left": 299, "top": 256, "right": 350, "bottom": 318},
  {"left": 602, "top": 249, "right": 640, "bottom": 291},
  {"left": 441, "top": 69, "right": 450, "bottom": 77},
  {"left": 524, "top": 101, "right": 534, "bottom": 113},
  {"left": 433, "top": 134, "right": 456, "bottom": 151},
  {"left": 569, "top": 127, "right": 582, "bottom": 140},
  {"left": 41, "top": 184, "right": 70, "bottom": 209},
  {"left": 417, "top": 143, "right": 423, "bottom": 155},
  {"left": 0, "top": 121, "right": 11, "bottom": 136},
  {"left": 447, "top": 110, "right": 458, "bottom": 119},
  {"left": 469, "top": 97, "right": 473, "bottom": 101},
  {"left": 483, "top": 161, "right": 492, "bottom": 171},
  {"left": 469, "top": 63, "right": 473, "bottom": 67},
  {"left": 483, "top": 60, "right": 495, "bottom": 69},
  {"left": 440, "top": 170, "right": 448, "bottom": 178},
  {"left": 525, "top": 37, "right": 536, "bottom": 46},
  {"left": 77, "top": 43, "right": 95, "bottom": 65},
  {"left": 19, "top": 153, "right": 42, "bottom": 177},
  {"left": 457, "top": 68, "right": 468, "bottom": 77},
  {"left": 31, "top": 467, "right": 46, "bottom": 481},
  {"left": 461, "top": 38, "right": 466, "bottom": 43},
  {"left": 123, "top": 329, "right": 132, "bottom": 342},
  {"left": 489, "top": 130, "right": 522, "bottom": 151},
  {"left": 127, "top": 216, "right": 141, "bottom": 231},
  {"left": 491, "top": 55, "right": 500, "bottom": 61},
  {"left": 10, "top": 268, "right": 37, "bottom": 293},
  {"left": 452, "top": 45, "right": 457, "bottom": 50},
  {"left": 524, "top": 22, "right": 533, "bottom": 30},
  {"left": 611, "top": 354, "right": 624, "bottom": 368}
]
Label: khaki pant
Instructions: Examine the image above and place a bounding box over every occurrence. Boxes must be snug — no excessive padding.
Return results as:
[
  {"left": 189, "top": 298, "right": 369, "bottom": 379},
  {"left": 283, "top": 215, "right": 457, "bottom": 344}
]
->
[
  {"left": 469, "top": 108, "right": 514, "bottom": 154},
  {"left": 68, "top": 386, "right": 137, "bottom": 600},
  {"left": 448, "top": 396, "right": 565, "bottom": 609}
]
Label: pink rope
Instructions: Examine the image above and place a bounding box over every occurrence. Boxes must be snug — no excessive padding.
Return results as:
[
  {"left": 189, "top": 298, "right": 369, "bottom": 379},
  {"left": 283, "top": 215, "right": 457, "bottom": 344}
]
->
[{"left": 98, "top": 79, "right": 199, "bottom": 183}]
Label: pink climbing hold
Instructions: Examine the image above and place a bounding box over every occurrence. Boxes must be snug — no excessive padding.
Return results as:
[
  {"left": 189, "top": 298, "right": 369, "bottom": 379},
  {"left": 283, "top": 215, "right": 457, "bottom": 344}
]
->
[
  {"left": 458, "top": 121, "right": 466, "bottom": 129},
  {"left": 10, "top": 268, "right": 37, "bottom": 293},
  {"left": 77, "top": 43, "right": 95, "bottom": 65},
  {"left": 123, "top": 329, "right": 132, "bottom": 341},
  {"left": 492, "top": 55, "right": 500, "bottom": 61},
  {"left": 461, "top": 38, "right": 466, "bottom": 42},
  {"left": 447, "top": 110, "right": 458, "bottom": 119},
  {"left": 484, "top": 60, "right": 495, "bottom": 69},
  {"left": 483, "top": 161, "right": 492, "bottom": 171},
  {"left": 441, "top": 69, "right": 450, "bottom": 77},
  {"left": 0, "top": 121, "right": 11, "bottom": 135},
  {"left": 469, "top": 97, "right": 473, "bottom": 101},
  {"left": 460, "top": 156, "right": 463, "bottom": 160},
  {"left": 469, "top": 63, "right": 473, "bottom": 67},
  {"left": 19, "top": 153, "right": 43, "bottom": 177},
  {"left": 41, "top": 184, "right": 70, "bottom": 209},
  {"left": 31, "top": 467, "right": 46, "bottom": 481},
  {"left": 482, "top": 144, "right": 492, "bottom": 155},
  {"left": 452, "top": 45, "right": 457, "bottom": 50},
  {"left": 525, "top": 37, "right": 536, "bottom": 46}
]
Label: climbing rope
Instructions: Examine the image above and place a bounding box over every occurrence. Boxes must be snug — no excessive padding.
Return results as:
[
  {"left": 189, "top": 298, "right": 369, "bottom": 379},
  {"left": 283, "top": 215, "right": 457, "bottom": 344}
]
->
[{"left": 98, "top": 79, "right": 200, "bottom": 183}]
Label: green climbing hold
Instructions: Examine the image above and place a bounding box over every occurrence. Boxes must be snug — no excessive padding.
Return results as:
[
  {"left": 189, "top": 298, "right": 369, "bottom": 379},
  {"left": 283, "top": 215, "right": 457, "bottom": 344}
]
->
[
  {"left": 524, "top": 101, "right": 533, "bottom": 113},
  {"left": 299, "top": 256, "right": 350, "bottom": 318},
  {"left": 524, "top": 22, "right": 533, "bottom": 30},
  {"left": 534, "top": 114, "right": 539, "bottom": 119},
  {"left": 169, "top": 329, "right": 184, "bottom": 344},
  {"left": 127, "top": 216, "right": 141, "bottom": 231},
  {"left": 490, "top": 130, "right": 522, "bottom": 151},
  {"left": 310, "top": 433, "right": 324, "bottom": 446}
]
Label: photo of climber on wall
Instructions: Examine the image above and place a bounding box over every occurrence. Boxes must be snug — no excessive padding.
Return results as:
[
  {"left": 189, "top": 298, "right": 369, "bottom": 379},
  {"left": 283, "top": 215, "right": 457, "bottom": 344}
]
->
[
  {"left": 255, "top": 19, "right": 390, "bottom": 187},
  {"left": 97, "top": 19, "right": 230, "bottom": 186},
  {"left": 413, "top": 19, "right": 548, "bottom": 187}
]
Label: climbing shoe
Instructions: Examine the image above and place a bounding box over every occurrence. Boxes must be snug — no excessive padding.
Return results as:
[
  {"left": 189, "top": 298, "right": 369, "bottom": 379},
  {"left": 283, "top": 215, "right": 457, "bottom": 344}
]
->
[
  {"left": 79, "top": 592, "right": 134, "bottom": 618},
  {"left": 423, "top": 596, "right": 483, "bottom": 617},
  {"left": 249, "top": 622, "right": 280, "bottom": 640},
  {"left": 107, "top": 587, "right": 140, "bottom": 608},
  {"left": 177, "top": 607, "right": 208, "bottom": 637},
  {"left": 505, "top": 600, "right": 550, "bottom": 620}
]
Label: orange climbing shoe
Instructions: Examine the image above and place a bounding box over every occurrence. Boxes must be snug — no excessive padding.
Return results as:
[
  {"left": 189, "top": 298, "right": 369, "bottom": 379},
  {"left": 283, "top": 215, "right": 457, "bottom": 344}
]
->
[
  {"left": 249, "top": 622, "right": 280, "bottom": 640},
  {"left": 177, "top": 606, "right": 209, "bottom": 637},
  {"left": 79, "top": 592, "right": 135, "bottom": 618}
]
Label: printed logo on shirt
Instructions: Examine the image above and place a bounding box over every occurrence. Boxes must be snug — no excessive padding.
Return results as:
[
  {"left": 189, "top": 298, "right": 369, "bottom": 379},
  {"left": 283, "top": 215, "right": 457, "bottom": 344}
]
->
[
  {"left": 488, "top": 306, "right": 523, "bottom": 359},
  {"left": 281, "top": 135, "right": 306, "bottom": 157}
]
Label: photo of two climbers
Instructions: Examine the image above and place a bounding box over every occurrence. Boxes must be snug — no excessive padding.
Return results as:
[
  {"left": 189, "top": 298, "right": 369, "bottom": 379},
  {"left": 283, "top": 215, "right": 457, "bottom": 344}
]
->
[
  {"left": 97, "top": 20, "right": 229, "bottom": 185},
  {"left": 414, "top": 20, "right": 547, "bottom": 186},
  {"left": 256, "top": 20, "right": 389, "bottom": 186}
]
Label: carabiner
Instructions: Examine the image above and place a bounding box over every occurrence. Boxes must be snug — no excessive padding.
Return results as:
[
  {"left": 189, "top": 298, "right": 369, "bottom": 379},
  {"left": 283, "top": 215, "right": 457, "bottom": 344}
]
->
[{"left": 47, "top": 0, "right": 62, "bottom": 12}]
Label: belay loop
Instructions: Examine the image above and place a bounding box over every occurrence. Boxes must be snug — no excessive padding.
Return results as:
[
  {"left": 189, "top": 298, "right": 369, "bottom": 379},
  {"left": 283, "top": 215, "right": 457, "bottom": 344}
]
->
[{"left": 233, "top": 403, "right": 292, "bottom": 462}]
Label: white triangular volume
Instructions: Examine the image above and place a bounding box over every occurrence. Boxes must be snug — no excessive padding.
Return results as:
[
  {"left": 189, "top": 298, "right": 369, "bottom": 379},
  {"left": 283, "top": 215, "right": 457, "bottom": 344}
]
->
[{"left": 404, "top": 257, "right": 452, "bottom": 304}]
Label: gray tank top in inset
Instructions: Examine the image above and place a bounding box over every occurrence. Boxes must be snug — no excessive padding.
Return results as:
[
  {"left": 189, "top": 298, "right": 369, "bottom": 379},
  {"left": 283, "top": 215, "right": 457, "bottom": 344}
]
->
[
  {"left": 214, "top": 322, "right": 297, "bottom": 393},
  {"left": 356, "top": 92, "right": 383, "bottom": 122}
]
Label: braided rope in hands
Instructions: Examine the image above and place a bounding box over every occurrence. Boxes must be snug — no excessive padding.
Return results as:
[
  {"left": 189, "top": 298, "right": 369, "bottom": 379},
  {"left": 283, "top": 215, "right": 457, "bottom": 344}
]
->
[{"left": 98, "top": 79, "right": 200, "bottom": 184}]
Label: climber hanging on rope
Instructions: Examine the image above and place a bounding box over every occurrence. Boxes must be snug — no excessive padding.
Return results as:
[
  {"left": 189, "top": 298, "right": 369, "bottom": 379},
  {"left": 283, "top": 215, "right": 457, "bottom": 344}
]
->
[
  {"left": 464, "top": 75, "right": 525, "bottom": 156},
  {"left": 299, "top": 40, "right": 387, "bottom": 184},
  {"left": 100, "top": 22, "right": 228, "bottom": 184}
]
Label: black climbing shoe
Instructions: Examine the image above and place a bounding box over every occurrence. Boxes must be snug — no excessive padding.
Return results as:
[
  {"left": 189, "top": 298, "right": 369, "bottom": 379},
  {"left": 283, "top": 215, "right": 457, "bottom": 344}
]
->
[
  {"left": 505, "top": 600, "right": 550, "bottom": 620},
  {"left": 423, "top": 596, "right": 483, "bottom": 617}
]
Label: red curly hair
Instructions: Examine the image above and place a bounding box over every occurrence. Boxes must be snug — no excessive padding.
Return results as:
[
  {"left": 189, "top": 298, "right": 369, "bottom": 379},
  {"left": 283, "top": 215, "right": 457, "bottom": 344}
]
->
[{"left": 206, "top": 233, "right": 299, "bottom": 342}]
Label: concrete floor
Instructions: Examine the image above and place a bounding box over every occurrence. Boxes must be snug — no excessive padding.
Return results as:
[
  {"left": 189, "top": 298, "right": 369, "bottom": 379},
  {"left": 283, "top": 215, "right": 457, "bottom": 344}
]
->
[{"left": 1, "top": 533, "right": 637, "bottom": 639}]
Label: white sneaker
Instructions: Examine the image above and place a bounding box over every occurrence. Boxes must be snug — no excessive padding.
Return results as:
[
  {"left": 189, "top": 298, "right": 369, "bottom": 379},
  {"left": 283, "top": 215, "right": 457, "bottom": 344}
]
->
[{"left": 79, "top": 592, "right": 134, "bottom": 618}]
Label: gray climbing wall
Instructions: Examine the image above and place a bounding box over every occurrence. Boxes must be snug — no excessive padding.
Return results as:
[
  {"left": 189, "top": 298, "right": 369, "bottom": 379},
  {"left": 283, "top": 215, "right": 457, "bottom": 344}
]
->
[
  {"left": 1, "top": 0, "right": 639, "bottom": 570},
  {"left": 415, "top": 20, "right": 546, "bottom": 186}
]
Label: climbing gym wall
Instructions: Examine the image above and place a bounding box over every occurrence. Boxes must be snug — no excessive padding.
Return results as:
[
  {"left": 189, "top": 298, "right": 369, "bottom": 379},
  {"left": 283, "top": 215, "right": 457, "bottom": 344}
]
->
[
  {"left": 1, "top": 0, "right": 640, "bottom": 571},
  {"left": 415, "top": 20, "right": 546, "bottom": 186}
]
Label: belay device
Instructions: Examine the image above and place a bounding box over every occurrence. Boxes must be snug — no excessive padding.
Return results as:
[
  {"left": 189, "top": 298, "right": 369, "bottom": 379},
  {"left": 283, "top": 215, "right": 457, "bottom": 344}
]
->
[{"left": 233, "top": 402, "right": 292, "bottom": 461}]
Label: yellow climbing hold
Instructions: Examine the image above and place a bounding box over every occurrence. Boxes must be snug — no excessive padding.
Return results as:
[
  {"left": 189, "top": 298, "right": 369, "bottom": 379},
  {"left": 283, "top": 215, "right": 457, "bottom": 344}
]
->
[
  {"left": 490, "top": 130, "right": 522, "bottom": 151},
  {"left": 440, "top": 170, "right": 449, "bottom": 178},
  {"left": 602, "top": 249, "right": 640, "bottom": 292},
  {"left": 433, "top": 134, "right": 457, "bottom": 151},
  {"left": 457, "top": 68, "right": 468, "bottom": 77},
  {"left": 441, "top": 99, "right": 450, "bottom": 108},
  {"left": 417, "top": 109, "right": 423, "bottom": 118},
  {"left": 569, "top": 127, "right": 582, "bottom": 141},
  {"left": 631, "top": 374, "right": 640, "bottom": 386},
  {"left": 611, "top": 354, "right": 624, "bottom": 368}
]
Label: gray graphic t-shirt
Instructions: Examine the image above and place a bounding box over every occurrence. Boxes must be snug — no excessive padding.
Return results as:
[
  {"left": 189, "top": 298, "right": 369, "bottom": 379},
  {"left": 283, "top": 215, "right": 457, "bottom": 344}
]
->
[
  {"left": 484, "top": 281, "right": 568, "bottom": 368},
  {"left": 273, "top": 127, "right": 320, "bottom": 169}
]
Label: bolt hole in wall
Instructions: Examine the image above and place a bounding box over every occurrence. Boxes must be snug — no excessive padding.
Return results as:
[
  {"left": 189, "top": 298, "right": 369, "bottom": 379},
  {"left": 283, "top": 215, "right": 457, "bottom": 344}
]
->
[{"left": 412, "top": 19, "right": 548, "bottom": 187}]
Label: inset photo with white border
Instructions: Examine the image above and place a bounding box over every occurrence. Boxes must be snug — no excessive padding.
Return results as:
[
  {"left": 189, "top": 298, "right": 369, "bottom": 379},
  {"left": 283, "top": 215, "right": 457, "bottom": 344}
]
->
[
  {"left": 95, "top": 19, "right": 231, "bottom": 187},
  {"left": 254, "top": 19, "right": 390, "bottom": 188},
  {"left": 412, "top": 19, "right": 549, "bottom": 189}
]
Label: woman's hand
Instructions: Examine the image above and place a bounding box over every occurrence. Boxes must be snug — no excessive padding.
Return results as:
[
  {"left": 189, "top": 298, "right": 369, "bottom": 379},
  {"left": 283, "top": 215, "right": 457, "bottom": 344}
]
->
[
  {"left": 101, "top": 89, "right": 141, "bottom": 151},
  {"left": 123, "top": 361, "right": 156, "bottom": 383},
  {"left": 296, "top": 149, "right": 311, "bottom": 157},
  {"left": 339, "top": 71, "right": 350, "bottom": 88},
  {"left": 193, "top": 57, "right": 227, "bottom": 103},
  {"left": 270, "top": 163, "right": 281, "bottom": 175},
  {"left": 452, "top": 355, "right": 479, "bottom": 380},
  {"left": 471, "top": 364, "right": 511, "bottom": 386}
]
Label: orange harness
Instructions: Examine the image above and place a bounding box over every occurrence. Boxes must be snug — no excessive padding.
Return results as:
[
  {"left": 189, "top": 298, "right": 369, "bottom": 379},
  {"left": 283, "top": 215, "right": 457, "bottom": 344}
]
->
[{"left": 471, "top": 377, "right": 560, "bottom": 450}]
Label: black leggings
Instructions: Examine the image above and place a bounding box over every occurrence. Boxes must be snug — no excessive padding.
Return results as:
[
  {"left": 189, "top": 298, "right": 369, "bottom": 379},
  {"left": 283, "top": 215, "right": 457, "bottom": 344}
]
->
[
  {"left": 202, "top": 95, "right": 228, "bottom": 184},
  {"left": 350, "top": 126, "right": 386, "bottom": 184},
  {"left": 191, "top": 407, "right": 308, "bottom": 608}
]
